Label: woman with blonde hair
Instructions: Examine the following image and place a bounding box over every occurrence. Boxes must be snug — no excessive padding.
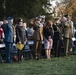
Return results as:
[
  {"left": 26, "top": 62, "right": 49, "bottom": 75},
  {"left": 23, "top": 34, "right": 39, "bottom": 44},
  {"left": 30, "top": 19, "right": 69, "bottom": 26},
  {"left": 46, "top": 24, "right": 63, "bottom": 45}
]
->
[{"left": 43, "top": 20, "right": 53, "bottom": 59}]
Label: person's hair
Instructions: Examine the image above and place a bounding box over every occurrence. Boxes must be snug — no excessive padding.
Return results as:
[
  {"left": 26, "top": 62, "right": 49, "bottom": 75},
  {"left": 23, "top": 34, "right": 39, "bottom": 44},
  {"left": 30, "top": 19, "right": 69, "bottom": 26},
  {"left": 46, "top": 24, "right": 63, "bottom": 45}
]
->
[
  {"left": 28, "top": 18, "right": 35, "bottom": 28},
  {"left": 17, "top": 17, "right": 23, "bottom": 24},
  {"left": 45, "top": 20, "right": 52, "bottom": 28}
]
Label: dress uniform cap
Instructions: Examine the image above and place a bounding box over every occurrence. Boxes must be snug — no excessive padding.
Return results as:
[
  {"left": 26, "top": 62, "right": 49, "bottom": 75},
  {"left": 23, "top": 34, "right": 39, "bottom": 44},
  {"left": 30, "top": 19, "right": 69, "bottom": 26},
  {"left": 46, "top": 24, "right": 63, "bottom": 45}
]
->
[{"left": 6, "top": 17, "right": 13, "bottom": 20}]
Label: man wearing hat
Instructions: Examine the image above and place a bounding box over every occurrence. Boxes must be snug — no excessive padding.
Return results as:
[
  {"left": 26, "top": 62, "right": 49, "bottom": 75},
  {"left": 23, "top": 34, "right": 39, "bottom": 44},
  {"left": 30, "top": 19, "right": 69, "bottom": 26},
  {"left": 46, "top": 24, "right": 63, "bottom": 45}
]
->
[{"left": 4, "top": 17, "right": 14, "bottom": 63}]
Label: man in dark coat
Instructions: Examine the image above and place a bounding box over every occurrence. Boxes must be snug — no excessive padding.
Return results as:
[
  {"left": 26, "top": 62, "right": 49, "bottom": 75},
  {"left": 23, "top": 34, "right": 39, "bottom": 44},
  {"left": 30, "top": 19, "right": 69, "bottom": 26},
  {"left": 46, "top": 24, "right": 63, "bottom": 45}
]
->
[{"left": 53, "top": 18, "right": 63, "bottom": 57}]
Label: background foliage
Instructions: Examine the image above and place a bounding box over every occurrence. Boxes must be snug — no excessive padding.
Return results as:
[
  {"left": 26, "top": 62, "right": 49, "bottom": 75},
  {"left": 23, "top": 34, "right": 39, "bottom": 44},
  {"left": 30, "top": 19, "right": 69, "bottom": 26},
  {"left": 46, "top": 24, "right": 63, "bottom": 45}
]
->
[
  {"left": 0, "top": 0, "right": 47, "bottom": 21},
  {"left": 0, "top": 0, "right": 76, "bottom": 22}
]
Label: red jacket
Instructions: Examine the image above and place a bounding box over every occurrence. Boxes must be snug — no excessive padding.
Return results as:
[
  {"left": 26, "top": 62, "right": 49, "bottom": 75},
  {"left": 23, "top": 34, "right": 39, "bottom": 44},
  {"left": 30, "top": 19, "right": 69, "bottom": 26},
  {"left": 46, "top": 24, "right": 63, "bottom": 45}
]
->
[{"left": 0, "top": 28, "right": 4, "bottom": 39}]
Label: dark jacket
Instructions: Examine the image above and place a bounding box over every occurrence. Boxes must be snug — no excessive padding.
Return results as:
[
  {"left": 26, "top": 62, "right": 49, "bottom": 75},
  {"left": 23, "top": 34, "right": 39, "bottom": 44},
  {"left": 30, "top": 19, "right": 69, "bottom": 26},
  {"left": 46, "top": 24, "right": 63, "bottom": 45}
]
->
[
  {"left": 16, "top": 25, "right": 26, "bottom": 44},
  {"left": 53, "top": 24, "right": 62, "bottom": 40},
  {"left": 1, "top": 24, "right": 6, "bottom": 34},
  {"left": 43, "top": 27, "right": 53, "bottom": 39},
  {"left": 4, "top": 23, "right": 14, "bottom": 43}
]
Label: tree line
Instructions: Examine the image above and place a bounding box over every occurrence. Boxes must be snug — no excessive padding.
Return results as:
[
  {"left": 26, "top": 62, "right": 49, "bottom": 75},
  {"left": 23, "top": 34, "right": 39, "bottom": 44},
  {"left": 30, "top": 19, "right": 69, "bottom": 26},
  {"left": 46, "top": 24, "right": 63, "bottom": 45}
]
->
[
  {"left": 0, "top": 0, "right": 76, "bottom": 21},
  {"left": 0, "top": 0, "right": 47, "bottom": 21}
]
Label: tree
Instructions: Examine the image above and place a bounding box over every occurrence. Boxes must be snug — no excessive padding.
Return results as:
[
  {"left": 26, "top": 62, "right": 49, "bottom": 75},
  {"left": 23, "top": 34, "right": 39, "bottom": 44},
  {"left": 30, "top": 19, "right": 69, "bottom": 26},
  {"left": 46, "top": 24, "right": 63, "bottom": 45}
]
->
[
  {"left": 0, "top": 0, "right": 5, "bottom": 20},
  {"left": 65, "top": 0, "right": 76, "bottom": 15},
  {"left": 72, "top": 10, "right": 76, "bottom": 21},
  {"left": 1, "top": 0, "right": 47, "bottom": 21}
]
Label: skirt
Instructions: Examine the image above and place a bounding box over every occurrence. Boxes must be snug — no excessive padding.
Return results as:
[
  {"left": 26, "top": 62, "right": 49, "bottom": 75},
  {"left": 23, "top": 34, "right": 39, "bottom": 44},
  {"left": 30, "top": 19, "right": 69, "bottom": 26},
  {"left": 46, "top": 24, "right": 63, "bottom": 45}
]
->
[{"left": 44, "top": 37, "right": 53, "bottom": 50}]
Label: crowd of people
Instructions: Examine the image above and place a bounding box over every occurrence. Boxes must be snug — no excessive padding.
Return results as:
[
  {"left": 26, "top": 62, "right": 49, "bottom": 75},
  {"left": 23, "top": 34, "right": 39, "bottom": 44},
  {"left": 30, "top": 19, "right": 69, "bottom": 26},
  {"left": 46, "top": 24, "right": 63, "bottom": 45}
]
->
[{"left": 0, "top": 14, "right": 75, "bottom": 63}]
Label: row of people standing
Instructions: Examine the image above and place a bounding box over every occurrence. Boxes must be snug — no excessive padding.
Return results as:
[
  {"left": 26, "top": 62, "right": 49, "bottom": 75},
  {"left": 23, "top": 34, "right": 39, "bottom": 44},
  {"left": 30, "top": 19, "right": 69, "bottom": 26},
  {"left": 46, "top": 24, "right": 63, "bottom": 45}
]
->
[
  {"left": 29, "top": 16, "right": 54, "bottom": 60},
  {"left": 0, "top": 17, "right": 27, "bottom": 63},
  {"left": 30, "top": 15, "right": 74, "bottom": 59},
  {"left": 0, "top": 14, "right": 74, "bottom": 63}
]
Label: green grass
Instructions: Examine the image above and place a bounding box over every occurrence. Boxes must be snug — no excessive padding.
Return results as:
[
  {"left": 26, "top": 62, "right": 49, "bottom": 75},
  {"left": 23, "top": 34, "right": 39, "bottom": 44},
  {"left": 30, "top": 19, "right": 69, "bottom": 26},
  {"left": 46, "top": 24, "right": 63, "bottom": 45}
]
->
[{"left": 0, "top": 55, "right": 76, "bottom": 75}]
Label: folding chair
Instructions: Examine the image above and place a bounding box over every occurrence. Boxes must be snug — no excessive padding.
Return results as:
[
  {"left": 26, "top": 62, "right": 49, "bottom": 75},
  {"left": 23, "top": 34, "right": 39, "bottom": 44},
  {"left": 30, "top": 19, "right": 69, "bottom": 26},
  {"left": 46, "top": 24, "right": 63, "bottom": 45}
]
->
[{"left": 23, "top": 41, "right": 33, "bottom": 59}]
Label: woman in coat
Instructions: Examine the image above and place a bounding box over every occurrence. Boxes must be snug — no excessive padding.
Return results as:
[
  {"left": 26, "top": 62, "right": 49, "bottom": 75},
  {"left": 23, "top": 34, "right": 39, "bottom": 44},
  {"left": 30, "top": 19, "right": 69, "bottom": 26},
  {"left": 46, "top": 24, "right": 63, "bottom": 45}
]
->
[{"left": 16, "top": 18, "right": 26, "bottom": 61}]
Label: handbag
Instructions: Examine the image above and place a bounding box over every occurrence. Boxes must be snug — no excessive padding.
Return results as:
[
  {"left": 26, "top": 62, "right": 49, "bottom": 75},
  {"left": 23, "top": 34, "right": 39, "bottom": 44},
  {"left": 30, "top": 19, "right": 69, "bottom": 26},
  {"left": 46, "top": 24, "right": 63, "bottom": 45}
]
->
[{"left": 16, "top": 43, "right": 24, "bottom": 50}]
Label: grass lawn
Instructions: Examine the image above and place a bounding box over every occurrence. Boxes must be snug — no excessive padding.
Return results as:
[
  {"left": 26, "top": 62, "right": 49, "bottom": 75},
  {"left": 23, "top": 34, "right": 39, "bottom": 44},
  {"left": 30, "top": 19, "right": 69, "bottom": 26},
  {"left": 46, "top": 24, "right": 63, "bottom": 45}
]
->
[{"left": 0, "top": 55, "right": 76, "bottom": 75}]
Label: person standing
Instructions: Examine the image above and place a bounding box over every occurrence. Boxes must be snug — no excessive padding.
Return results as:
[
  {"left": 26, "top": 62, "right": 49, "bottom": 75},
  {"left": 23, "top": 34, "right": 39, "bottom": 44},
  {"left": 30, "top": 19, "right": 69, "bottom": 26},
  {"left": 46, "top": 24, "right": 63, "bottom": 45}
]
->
[
  {"left": 63, "top": 15, "right": 74, "bottom": 56},
  {"left": 4, "top": 17, "right": 14, "bottom": 63},
  {"left": 53, "top": 18, "right": 63, "bottom": 57},
  {"left": 16, "top": 18, "right": 26, "bottom": 61},
  {"left": 33, "top": 17, "right": 43, "bottom": 60},
  {"left": 1, "top": 18, "right": 8, "bottom": 35},
  {"left": 43, "top": 20, "right": 53, "bottom": 59},
  {"left": 27, "top": 21, "right": 34, "bottom": 40}
]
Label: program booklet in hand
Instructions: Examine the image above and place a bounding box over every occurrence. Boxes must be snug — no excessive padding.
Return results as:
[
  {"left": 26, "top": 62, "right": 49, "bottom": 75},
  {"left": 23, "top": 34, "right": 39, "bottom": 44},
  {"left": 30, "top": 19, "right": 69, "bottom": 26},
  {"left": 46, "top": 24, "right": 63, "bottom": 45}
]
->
[{"left": 16, "top": 43, "right": 24, "bottom": 50}]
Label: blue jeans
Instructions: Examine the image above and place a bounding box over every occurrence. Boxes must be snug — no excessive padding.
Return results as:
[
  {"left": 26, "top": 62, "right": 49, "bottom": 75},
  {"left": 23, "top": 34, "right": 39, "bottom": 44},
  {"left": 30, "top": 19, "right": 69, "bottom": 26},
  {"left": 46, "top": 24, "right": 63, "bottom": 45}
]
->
[{"left": 5, "top": 42, "right": 13, "bottom": 63}]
